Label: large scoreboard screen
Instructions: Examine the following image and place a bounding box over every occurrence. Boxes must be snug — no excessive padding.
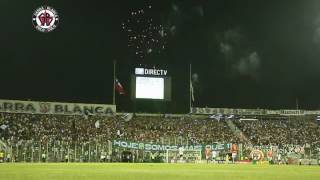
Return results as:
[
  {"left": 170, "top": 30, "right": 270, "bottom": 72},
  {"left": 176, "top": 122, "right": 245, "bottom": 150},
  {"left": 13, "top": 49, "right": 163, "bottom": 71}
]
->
[
  {"left": 131, "top": 67, "right": 171, "bottom": 101},
  {"left": 136, "top": 76, "right": 164, "bottom": 99}
]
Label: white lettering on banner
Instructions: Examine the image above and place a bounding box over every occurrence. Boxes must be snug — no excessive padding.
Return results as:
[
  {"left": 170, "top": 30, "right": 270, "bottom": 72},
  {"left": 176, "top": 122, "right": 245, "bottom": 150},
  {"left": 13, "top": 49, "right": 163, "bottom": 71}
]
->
[
  {"left": 280, "top": 110, "right": 304, "bottom": 116},
  {"left": 113, "top": 140, "right": 230, "bottom": 151},
  {"left": 191, "top": 107, "right": 266, "bottom": 115},
  {"left": 144, "top": 69, "right": 167, "bottom": 76},
  {"left": 0, "top": 99, "right": 116, "bottom": 115},
  {"left": 191, "top": 107, "right": 320, "bottom": 116},
  {"left": 135, "top": 68, "right": 168, "bottom": 76}
]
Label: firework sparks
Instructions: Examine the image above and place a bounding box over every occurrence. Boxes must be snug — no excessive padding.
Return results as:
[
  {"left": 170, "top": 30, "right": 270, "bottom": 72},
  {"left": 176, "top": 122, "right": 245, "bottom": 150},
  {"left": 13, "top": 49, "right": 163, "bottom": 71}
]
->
[{"left": 122, "top": 4, "right": 168, "bottom": 59}]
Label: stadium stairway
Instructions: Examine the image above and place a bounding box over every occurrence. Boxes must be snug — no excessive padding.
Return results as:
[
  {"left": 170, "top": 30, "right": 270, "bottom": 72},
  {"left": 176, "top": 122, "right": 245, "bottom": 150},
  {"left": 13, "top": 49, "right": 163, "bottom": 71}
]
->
[{"left": 226, "top": 120, "right": 251, "bottom": 144}]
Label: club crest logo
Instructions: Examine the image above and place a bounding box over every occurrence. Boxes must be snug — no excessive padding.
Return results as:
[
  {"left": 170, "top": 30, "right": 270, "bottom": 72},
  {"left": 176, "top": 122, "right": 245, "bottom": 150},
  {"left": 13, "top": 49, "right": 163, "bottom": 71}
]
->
[
  {"left": 250, "top": 150, "right": 264, "bottom": 161},
  {"left": 32, "top": 6, "right": 59, "bottom": 33}
]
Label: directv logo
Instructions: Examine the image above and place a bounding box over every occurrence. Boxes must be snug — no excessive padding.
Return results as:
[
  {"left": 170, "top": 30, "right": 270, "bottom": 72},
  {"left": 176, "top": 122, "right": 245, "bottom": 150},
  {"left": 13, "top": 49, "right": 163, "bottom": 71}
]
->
[
  {"left": 135, "top": 68, "right": 145, "bottom": 75},
  {"left": 135, "top": 68, "right": 168, "bottom": 76}
]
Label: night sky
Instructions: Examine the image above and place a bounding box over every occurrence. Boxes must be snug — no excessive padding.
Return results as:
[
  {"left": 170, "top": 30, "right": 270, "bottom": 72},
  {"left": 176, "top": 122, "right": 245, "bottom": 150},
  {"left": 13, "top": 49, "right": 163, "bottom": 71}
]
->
[{"left": 1, "top": 0, "right": 320, "bottom": 112}]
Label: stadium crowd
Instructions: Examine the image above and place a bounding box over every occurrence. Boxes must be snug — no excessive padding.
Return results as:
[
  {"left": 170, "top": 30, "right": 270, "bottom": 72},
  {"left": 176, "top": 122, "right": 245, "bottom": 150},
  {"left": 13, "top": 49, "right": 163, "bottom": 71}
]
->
[
  {"left": 0, "top": 112, "right": 320, "bottom": 162},
  {"left": 0, "top": 112, "right": 238, "bottom": 146},
  {"left": 234, "top": 118, "right": 320, "bottom": 147},
  {"left": 1, "top": 112, "right": 320, "bottom": 146}
]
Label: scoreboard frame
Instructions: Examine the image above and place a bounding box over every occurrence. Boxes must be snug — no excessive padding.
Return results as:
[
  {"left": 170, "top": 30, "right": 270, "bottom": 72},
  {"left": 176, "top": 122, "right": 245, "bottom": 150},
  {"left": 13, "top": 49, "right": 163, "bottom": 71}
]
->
[{"left": 131, "top": 67, "right": 172, "bottom": 101}]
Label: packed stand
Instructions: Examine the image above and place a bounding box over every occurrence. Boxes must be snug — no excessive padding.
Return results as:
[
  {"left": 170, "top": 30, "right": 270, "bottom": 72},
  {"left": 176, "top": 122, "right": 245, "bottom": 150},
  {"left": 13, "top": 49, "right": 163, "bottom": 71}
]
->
[
  {"left": 234, "top": 119, "right": 320, "bottom": 147},
  {"left": 0, "top": 112, "right": 237, "bottom": 146}
]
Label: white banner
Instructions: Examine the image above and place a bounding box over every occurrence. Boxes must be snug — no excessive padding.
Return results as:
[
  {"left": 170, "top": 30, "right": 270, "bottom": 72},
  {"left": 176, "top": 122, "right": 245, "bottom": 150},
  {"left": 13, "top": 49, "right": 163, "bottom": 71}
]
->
[
  {"left": 191, "top": 107, "right": 320, "bottom": 116},
  {"left": 279, "top": 110, "right": 304, "bottom": 116},
  {"left": 0, "top": 99, "right": 116, "bottom": 116},
  {"left": 191, "top": 107, "right": 266, "bottom": 115}
]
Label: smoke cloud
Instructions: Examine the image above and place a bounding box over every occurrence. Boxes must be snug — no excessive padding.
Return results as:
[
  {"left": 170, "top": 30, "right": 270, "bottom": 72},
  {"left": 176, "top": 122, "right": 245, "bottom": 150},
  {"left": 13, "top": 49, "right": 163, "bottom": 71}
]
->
[
  {"left": 236, "top": 51, "right": 261, "bottom": 77},
  {"left": 313, "top": 15, "right": 320, "bottom": 44},
  {"left": 219, "top": 28, "right": 261, "bottom": 79}
]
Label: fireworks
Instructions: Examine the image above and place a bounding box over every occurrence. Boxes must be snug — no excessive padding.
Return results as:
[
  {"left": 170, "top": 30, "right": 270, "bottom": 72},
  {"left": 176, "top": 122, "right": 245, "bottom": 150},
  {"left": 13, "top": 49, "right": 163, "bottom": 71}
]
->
[{"left": 122, "top": 4, "right": 168, "bottom": 59}]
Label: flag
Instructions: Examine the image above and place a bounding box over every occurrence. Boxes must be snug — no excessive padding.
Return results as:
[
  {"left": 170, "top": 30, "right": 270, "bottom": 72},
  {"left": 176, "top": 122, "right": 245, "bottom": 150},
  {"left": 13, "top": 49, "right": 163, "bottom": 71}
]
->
[
  {"left": 209, "top": 114, "right": 222, "bottom": 121},
  {"left": 0, "top": 124, "right": 8, "bottom": 130},
  {"left": 115, "top": 78, "right": 126, "bottom": 95},
  {"left": 95, "top": 120, "right": 100, "bottom": 128},
  {"left": 190, "top": 81, "right": 195, "bottom": 102},
  {"left": 122, "top": 113, "right": 133, "bottom": 122}
]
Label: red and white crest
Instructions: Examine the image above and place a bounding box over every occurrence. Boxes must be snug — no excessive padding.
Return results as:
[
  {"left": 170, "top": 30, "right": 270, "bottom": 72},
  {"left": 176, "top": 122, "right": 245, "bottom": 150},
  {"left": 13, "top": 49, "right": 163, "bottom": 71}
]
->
[{"left": 32, "top": 6, "right": 59, "bottom": 33}]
